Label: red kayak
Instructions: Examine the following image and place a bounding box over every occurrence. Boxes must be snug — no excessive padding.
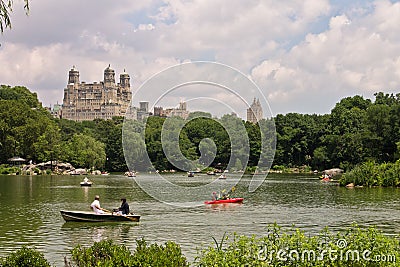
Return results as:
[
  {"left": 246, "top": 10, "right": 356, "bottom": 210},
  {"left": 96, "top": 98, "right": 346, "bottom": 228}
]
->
[{"left": 204, "top": 198, "right": 244, "bottom": 205}]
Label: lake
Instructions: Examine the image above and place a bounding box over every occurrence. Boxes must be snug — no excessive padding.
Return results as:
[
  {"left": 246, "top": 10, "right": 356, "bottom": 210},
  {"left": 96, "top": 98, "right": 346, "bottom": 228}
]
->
[{"left": 0, "top": 173, "right": 399, "bottom": 266}]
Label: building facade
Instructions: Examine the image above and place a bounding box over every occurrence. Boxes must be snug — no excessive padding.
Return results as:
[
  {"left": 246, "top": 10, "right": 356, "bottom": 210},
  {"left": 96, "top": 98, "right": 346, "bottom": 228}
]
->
[
  {"left": 153, "top": 101, "right": 190, "bottom": 119},
  {"left": 62, "top": 65, "right": 132, "bottom": 121},
  {"left": 246, "top": 98, "right": 263, "bottom": 123}
]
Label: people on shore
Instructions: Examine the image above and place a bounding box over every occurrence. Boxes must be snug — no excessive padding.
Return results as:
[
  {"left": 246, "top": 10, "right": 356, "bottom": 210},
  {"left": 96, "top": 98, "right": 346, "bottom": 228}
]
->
[{"left": 90, "top": 195, "right": 107, "bottom": 214}]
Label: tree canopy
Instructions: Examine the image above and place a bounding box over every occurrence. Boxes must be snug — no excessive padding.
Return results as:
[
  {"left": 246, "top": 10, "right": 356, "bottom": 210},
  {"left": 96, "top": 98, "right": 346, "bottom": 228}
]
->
[{"left": 2, "top": 85, "right": 400, "bottom": 173}]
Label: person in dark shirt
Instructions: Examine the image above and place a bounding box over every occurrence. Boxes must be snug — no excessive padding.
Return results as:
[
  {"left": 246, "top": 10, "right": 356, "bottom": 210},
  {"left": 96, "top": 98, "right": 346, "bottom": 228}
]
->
[{"left": 118, "top": 197, "right": 130, "bottom": 215}]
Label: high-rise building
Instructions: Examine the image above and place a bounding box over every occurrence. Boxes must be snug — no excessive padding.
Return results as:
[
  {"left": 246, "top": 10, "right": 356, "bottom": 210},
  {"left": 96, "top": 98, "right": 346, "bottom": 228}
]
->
[
  {"left": 246, "top": 98, "right": 263, "bottom": 123},
  {"left": 62, "top": 65, "right": 132, "bottom": 121}
]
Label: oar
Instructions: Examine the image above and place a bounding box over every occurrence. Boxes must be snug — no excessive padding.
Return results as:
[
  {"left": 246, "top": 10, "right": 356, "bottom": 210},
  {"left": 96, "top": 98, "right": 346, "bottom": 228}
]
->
[
  {"left": 111, "top": 209, "right": 138, "bottom": 222},
  {"left": 101, "top": 208, "right": 112, "bottom": 214}
]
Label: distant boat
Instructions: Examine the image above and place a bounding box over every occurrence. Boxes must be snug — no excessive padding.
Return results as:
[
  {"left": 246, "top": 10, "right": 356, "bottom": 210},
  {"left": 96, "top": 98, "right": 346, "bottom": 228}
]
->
[
  {"left": 124, "top": 171, "right": 136, "bottom": 177},
  {"left": 60, "top": 210, "right": 140, "bottom": 222},
  {"left": 204, "top": 198, "right": 244, "bottom": 205},
  {"left": 218, "top": 174, "right": 227, "bottom": 179},
  {"left": 80, "top": 181, "right": 92, "bottom": 187},
  {"left": 188, "top": 171, "right": 194, "bottom": 177},
  {"left": 101, "top": 171, "right": 110, "bottom": 176},
  {"left": 80, "top": 177, "right": 92, "bottom": 186},
  {"left": 207, "top": 171, "right": 215, "bottom": 175}
]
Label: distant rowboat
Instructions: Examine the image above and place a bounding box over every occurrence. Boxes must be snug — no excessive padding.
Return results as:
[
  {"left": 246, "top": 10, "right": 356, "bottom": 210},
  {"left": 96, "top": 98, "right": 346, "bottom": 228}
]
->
[
  {"left": 80, "top": 181, "right": 92, "bottom": 187},
  {"left": 60, "top": 210, "right": 140, "bottom": 222}
]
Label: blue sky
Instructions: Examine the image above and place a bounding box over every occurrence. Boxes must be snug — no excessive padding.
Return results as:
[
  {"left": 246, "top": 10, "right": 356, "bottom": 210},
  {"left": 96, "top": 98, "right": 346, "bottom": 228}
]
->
[{"left": 0, "top": 0, "right": 399, "bottom": 118}]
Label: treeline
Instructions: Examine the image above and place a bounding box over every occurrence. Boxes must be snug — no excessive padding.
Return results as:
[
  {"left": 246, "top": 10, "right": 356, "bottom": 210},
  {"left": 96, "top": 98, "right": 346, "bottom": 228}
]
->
[{"left": 1, "top": 85, "right": 400, "bottom": 172}]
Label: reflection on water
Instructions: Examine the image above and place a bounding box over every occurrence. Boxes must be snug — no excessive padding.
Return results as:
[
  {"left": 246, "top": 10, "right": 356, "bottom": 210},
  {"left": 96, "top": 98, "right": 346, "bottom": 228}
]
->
[{"left": 0, "top": 173, "right": 399, "bottom": 266}]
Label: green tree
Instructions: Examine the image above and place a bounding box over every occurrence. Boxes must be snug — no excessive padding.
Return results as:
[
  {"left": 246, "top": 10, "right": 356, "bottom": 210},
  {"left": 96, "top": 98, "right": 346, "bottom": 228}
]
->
[
  {"left": 61, "top": 133, "right": 106, "bottom": 169},
  {"left": 33, "top": 123, "right": 61, "bottom": 163}
]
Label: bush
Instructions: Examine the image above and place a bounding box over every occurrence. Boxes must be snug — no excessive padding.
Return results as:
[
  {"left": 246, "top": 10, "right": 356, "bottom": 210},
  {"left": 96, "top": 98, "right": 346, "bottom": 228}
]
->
[
  {"left": 0, "top": 246, "right": 51, "bottom": 267},
  {"left": 194, "top": 223, "right": 400, "bottom": 267},
  {"left": 69, "top": 239, "right": 134, "bottom": 267},
  {"left": 340, "top": 160, "right": 400, "bottom": 187},
  {"left": 0, "top": 165, "right": 19, "bottom": 175},
  {"left": 68, "top": 238, "right": 188, "bottom": 267},
  {"left": 131, "top": 238, "right": 188, "bottom": 267}
]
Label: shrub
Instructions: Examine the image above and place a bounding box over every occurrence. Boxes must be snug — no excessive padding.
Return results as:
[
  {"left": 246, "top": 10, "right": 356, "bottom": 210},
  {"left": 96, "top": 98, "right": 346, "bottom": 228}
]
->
[
  {"left": 194, "top": 224, "right": 400, "bottom": 267},
  {"left": 131, "top": 238, "right": 188, "bottom": 267},
  {"left": 68, "top": 238, "right": 188, "bottom": 267},
  {"left": 69, "top": 239, "right": 134, "bottom": 267},
  {"left": 340, "top": 160, "right": 400, "bottom": 187},
  {"left": 0, "top": 246, "right": 51, "bottom": 267}
]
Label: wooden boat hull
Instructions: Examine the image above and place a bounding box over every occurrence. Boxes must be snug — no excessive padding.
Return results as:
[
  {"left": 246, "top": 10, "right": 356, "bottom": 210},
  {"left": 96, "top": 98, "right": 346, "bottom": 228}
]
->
[
  {"left": 204, "top": 198, "right": 244, "bottom": 205},
  {"left": 60, "top": 210, "right": 140, "bottom": 222},
  {"left": 80, "top": 182, "right": 92, "bottom": 187}
]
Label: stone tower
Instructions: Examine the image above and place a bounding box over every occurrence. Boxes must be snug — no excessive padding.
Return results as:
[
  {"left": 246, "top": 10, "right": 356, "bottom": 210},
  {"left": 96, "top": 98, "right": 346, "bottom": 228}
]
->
[
  {"left": 120, "top": 69, "right": 130, "bottom": 89},
  {"left": 104, "top": 64, "right": 115, "bottom": 86},
  {"left": 247, "top": 98, "right": 263, "bottom": 123},
  {"left": 68, "top": 66, "right": 79, "bottom": 84}
]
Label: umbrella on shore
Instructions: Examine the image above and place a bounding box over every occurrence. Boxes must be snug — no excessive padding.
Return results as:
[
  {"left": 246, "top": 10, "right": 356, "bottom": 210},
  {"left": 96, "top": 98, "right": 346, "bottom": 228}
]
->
[{"left": 8, "top": 157, "right": 26, "bottom": 167}]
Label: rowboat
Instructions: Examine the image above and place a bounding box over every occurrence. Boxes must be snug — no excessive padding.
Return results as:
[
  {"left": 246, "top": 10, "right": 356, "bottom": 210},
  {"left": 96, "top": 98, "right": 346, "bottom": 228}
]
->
[
  {"left": 60, "top": 210, "right": 140, "bottom": 222},
  {"left": 80, "top": 181, "right": 92, "bottom": 187},
  {"left": 204, "top": 197, "right": 244, "bottom": 205}
]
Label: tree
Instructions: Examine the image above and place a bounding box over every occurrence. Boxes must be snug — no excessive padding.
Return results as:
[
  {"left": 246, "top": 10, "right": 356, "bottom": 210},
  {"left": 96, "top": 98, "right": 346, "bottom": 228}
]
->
[
  {"left": 0, "top": 0, "right": 29, "bottom": 33},
  {"left": 61, "top": 133, "right": 106, "bottom": 170}
]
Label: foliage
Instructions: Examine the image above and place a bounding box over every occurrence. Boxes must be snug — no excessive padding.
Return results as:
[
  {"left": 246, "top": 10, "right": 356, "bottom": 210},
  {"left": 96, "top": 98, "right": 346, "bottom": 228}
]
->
[
  {"left": 195, "top": 224, "right": 400, "bottom": 267},
  {"left": 0, "top": 0, "right": 29, "bottom": 33},
  {"left": 0, "top": 85, "right": 57, "bottom": 163},
  {"left": 0, "top": 164, "right": 19, "bottom": 174},
  {"left": 131, "top": 238, "right": 188, "bottom": 267},
  {"left": 0, "top": 246, "right": 51, "bottom": 267},
  {"left": 339, "top": 160, "right": 400, "bottom": 187},
  {"left": 2, "top": 227, "right": 399, "bottom": 267},
  {"left": 68, "top": 239, "right": 188, "bottom": 267},
  {"left": 69, "top": 239, "right": 134, "bottom": 267},
  {"left": 60, "top": 133, "right": 106, "bottom": 170},
  {"left": 2, "top": 85, "right": 400, "bottom": 173}
]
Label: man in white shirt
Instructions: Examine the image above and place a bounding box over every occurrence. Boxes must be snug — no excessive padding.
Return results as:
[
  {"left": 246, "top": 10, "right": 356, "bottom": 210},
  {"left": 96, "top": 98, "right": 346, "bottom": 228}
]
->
[{"left": 90, "top": 195, "right": 106, "bottom": 214}]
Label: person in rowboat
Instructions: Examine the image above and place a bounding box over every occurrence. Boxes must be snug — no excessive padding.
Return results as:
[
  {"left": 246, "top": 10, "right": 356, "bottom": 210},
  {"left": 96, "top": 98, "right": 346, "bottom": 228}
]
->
[
  {"left": 90, "top": 195, "right": 107, "bottom": 214},
  {"left": 116, "top": 197, "right": 130, "bottom": 215}
]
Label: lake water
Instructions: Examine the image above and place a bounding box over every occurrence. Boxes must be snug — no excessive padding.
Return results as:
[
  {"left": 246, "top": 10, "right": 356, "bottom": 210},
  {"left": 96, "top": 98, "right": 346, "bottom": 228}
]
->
[{"left": 0, "top": 173, "right": 399, "bottom": 266}]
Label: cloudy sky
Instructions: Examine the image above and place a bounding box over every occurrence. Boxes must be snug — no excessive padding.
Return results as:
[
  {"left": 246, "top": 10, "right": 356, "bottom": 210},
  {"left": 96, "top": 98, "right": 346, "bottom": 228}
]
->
[{"left": 0, "top": 0, "right": 399, "bottom": 117}]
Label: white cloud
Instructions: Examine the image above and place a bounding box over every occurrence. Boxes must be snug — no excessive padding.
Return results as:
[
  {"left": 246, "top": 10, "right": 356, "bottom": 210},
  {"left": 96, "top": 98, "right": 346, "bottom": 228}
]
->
[
  {"left": 251, "top": 0, "right": 400, "bottom": 114},
  {"left": 0, "top": 0, "right": 399, "bottom": 116}
]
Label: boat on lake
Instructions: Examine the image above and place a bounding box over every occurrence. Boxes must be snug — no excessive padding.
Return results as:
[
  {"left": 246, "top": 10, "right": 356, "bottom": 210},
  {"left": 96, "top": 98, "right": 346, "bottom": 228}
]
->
[
  {"left": 204, "top": 197, "right": 244, "bottom": 205},
  {"left": 60, "top": 210, "right": 140, "bottom": 222},
  {"left": 80, "top": 181, "right": 92, "bottom": 187},
  {"left": 218, "top": 174, "right": 227, "bottom": 179},
  {"left": 80, "top": 177, "right": 92, "bottom": 186},
  {"left": 188, "top": 171, "right": 194, "bottom": 177},
  {"left": 124, "top": 171, "right": 136, "bottom": 177}
]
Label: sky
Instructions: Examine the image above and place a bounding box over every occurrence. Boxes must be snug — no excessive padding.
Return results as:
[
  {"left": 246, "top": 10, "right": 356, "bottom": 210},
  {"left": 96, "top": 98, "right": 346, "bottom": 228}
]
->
[{"left": 0, "top": 0, "right": 400, "bottom": 118}]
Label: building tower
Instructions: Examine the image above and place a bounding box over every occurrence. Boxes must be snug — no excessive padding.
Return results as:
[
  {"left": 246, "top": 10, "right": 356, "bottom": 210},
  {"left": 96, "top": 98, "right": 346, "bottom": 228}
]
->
[
  {"left": 68, "top": 66, "right": 79, "bottom": 84},
  {"left": 120, "top": 69, "right": 130, "bottom": 89},
  {"left": 246, "top": 98, "right": 263, "bottom": 123},
  {"left": 104, "top": 64, "right": 115, "bottom": 85}
]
